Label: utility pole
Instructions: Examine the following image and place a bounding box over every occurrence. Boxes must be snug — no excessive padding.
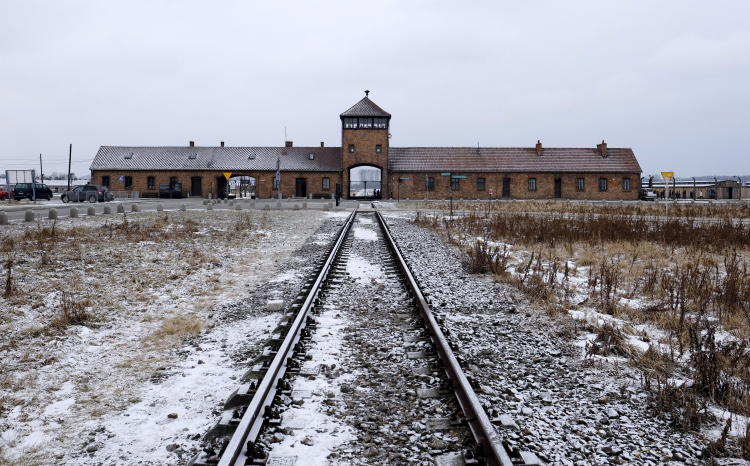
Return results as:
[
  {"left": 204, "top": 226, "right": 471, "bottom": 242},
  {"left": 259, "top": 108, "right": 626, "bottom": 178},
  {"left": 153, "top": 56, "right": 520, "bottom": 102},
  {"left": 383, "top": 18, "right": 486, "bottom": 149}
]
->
[
  {"left": 67, "top": 144, "right": 72, "bottom": 191},
  {"left": 39, "top": 154, "right": 43, "bottom": 182},
  {"left": 276, "top": 157, "right": 281, "bottom": 200}
]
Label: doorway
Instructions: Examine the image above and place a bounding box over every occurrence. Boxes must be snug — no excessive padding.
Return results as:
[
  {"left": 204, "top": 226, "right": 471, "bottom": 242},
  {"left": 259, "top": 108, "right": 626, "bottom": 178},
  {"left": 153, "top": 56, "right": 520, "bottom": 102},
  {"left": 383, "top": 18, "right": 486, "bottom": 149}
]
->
[
  {"left": 349, "top": 165, "right": 382, "bottom": 199},
  {"left": 554, "top": 178, "right": 562, "bottom": 198},
  {"left": 191, "top": 177, "right": 202, "bottom": 197},
  {"left": 295, "top": 178, "right": 307, "bottom": 198},
  {"left": 502, "top": 178, "right": 511, "bottom": 198}
]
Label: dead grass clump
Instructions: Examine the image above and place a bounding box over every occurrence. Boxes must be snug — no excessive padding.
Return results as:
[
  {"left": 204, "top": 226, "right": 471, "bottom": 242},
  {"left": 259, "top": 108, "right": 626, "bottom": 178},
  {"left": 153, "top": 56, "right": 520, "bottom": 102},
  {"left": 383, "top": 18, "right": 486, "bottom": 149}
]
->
[
  {"left": 148, "top": 315, "right": 204, "bottom": 341},
  {"left": 462, "top": 240, "right": 510, "bottom": 275},
  {"left": 586, "top": 323, "right": 634, "bottom": 358},
  {"left": 49, "top": 291, "right": 92, "bottom": 330},
  {"left": 647, "top": 376, "right": 712, "bottom": 431}
]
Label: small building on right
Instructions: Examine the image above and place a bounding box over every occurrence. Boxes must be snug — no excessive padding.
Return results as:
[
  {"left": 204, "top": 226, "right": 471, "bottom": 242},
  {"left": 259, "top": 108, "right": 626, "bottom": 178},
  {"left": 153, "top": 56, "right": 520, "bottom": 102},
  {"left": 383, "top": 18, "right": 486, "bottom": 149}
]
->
[{"left": 649, "top": 178, "right": 744, "bottom": 200}]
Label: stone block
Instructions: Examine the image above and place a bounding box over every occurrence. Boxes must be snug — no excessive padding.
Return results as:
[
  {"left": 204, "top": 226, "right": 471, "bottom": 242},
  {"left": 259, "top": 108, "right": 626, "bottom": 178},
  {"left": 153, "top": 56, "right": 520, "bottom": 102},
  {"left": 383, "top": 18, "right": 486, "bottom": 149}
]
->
[
  {"left": 48, "top": 208, "right": 57, "bottom": 220},
  {"left": 24, "top": 209, "right": 34, "bottom": 222},
  {"left": 264, "top": 204, "right": 270, "bottom": 210},
  {"left": 70, "top": 207, "right": 78, "bottom": 218},
  {"left": 294, "top": 204, "right": 299, "bottom": 210},
  {"left": 157, "top": 204, "right": 163, "bottom": 212},
  {"left": 228, "top": 200, "right": 233, "bottom": 206},
  {"left": 103, "top": 205, "right": 112, "bottom": 214},
  {"left": 87, "top": 206, "right": 96, "bottom": 216},
  {"left": 117, "top": 204, "right": 125, "bottom": 213},
  {"left": 0, "top": 212, "right": 7, "bottom": 225},
  {"left": 234, "top": 204, "right": 242, "bottom": 210},
  {"left": 267, "top": 299, "right": 285, "bottom": 311},
  {"left": 302, "top": 202, "right": 307, "bottom": 209},
  {"left": 203, "top": 199, "right": 208, "bottom": 205},
  {"left": 131, "top": 204, "right": 140, "bottom": 212},
  {"left": 180, "top": 204, "right": 186, "bottom": 211},
  {"left": 207, "top": 204, "right": 214, "bottom": 210}
]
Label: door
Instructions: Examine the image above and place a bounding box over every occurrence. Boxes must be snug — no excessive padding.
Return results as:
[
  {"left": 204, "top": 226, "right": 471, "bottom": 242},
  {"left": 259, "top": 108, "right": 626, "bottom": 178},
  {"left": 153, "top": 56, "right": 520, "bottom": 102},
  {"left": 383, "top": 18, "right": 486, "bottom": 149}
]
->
[
  {"left": 295, "top": 178, "right": 307, "bottom": 198},
  {"left": 554, "top": 178, "right": 562, "bottom": 198},
  {"left": 728, "top": 187, "right": 733, "bottom": 199},
  {"left": 191, "top": 177, "right": 202, "bottom": 197},
  {"left": 217, "top": 176, "right": 227, "bottom": 199},
  {"left": 502, "top": 178, "right": 511, "bottom": 198}
]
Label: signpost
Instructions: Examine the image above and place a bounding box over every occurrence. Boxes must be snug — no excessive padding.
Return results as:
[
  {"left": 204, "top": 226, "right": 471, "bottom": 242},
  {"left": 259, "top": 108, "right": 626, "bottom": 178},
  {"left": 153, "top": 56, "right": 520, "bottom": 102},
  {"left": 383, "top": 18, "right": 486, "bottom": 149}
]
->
[
  {"left": 440, "top": 173, "right": 453, "bottom": 220},
  {"left": 662, "top": 171, "right": 674, "bottom": 218},
  {"left": 488, "top": 188, "right": 493, "bottom": 214},
  {"left": 276, "top": 158, "right": 281, "bottom": 200}
]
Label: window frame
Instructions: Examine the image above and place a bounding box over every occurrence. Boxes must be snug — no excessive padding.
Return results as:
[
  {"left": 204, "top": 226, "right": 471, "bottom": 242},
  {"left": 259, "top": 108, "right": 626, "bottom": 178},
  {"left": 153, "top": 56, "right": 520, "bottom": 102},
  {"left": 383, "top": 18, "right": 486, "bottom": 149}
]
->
[
  {"left": 322, "top": 177, "right": 330, "bottom": 190},
  {"left": 147, "top": 176, "right": 155, "bottom": 190},
  {"left": 376, "top": 145, "right": 382, "bottom": 154},
  {"left": 477, "top": 177, "right": 485, "bottom": 191},
  {"left": 599, "top": 177, "right": 608, "bottom": 192},
  {"left": 124, "top": 176, "right": 133, "bottom": 190},
  {"left": 528, "top": 177, "right": 537, "bottom": 191},
  {"left": 576, "top": 178, "right": 585, "bottom": 191},
  {"left": 622, "top": 177, "right": 631, "bottom": 191},
  {"left": 348, "top": 144, "right": 355, "bottom": 153},
  {"left": 426, "top": 177, "right": 434, "bottom": 191},
  {"left": 450, "top": 178, "right": 460, "bottom": 191},
  {"left": 101, "top": 176, "right": 110, "bottom": 188}
]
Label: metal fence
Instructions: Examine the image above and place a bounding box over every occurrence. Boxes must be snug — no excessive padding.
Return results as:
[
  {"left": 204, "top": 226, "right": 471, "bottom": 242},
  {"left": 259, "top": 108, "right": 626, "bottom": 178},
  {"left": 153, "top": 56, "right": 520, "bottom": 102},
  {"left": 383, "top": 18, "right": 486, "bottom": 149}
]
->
[{"left": 110, "top": 191, "right": 139, "bottom": 201}]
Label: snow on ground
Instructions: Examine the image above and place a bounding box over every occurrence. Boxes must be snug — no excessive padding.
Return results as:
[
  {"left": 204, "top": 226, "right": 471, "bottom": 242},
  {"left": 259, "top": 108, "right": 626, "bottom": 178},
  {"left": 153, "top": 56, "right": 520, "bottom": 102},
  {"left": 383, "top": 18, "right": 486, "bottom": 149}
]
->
[{"left": 0, "top": 209, "right": 347, "bottom": 465}]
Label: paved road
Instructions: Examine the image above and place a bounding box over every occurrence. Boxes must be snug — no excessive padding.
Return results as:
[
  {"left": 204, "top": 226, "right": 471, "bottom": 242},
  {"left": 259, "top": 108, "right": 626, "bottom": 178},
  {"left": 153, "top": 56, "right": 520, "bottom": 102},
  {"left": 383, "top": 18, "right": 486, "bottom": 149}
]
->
[{"left": 0, "top": 197, "right": 361, "bottom": 222}]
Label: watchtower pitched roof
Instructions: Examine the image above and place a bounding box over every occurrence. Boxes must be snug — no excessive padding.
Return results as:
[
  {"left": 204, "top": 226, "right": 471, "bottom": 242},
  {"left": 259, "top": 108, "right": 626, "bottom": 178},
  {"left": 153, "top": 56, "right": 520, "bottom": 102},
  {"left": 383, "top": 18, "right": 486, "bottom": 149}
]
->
[{"left": 340, "top": 96, "right": 391, "bottom": 118}]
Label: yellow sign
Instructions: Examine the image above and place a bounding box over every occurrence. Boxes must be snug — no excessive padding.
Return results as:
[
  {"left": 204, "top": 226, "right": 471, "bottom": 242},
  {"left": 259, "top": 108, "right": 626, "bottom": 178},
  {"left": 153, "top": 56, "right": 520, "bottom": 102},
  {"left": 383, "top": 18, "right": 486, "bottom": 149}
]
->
[
  {"left": 223, "top": 172, "right": 232, "bottom": 180},
  {"left": 661, "top": 171, "right": 674, "bottom": 182}
]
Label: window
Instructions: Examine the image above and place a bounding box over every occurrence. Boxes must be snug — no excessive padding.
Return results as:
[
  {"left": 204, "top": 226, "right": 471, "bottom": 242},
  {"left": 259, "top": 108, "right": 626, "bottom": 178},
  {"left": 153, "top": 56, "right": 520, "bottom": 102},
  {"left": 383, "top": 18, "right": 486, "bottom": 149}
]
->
[
  {"left": 599, "top": 178, "right": 608, "bottom": 191},
  {"left": 376, "top": 145, "right": 382, "bottom": 153},
  {"left": 528, "top": 178, "right": 537, "bottom": 191},
  {"left": 147, "top": 176, "right": 155, "bottom": 189},
  {"left": 348, "top": 144, "right": 355, "bottom": 153},
  {"left": 344, "top": 118, "right": 357, "bottom": 129},
  {"left": 309, "top": 153, "right": 314, "bottom": 160},
  {"left": 576, "top": 178, "right": 585, "bottom": 191},
  {"left": 622, "top": 178, "right": 631, "bottom": 191},
  {"left": 374, "top": 118, "right": 388, "bottom": 129},
  {"left": 358, "top": 118, "right": 372, "bottom": 129},
  {"left": 477, "top": 178, "right": 485, "bottom": 191},
  {"left": 322, "top": 177, "right": 330, "bottom": 190},
  {"left": 272, "top": 177, "right": 279, "bottom": 189},
  {"left": 451, "top": 178, "right": 460, "bottom": 191},
  {"left": 101, "top": 176, "right": 110, "bottom": 188},
  {"left": 426, "top": 177, "right": 434, "bottom": 191},
  {"left": 124, "top": 176, "right": 133, "bottom": 189}
]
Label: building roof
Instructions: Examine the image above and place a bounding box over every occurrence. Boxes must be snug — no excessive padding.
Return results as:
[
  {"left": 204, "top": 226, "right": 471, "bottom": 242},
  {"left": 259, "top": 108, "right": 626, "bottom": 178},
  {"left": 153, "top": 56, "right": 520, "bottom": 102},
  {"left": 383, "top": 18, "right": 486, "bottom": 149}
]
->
[
  {"left": 340, "top": 96, "right": 391, "bottom": 118},
  {"left": 388, "top": 147, "right": 642, "bottom": 173},
  {"left": 90, "top": 146, "right": 342, "bottom": 172}
]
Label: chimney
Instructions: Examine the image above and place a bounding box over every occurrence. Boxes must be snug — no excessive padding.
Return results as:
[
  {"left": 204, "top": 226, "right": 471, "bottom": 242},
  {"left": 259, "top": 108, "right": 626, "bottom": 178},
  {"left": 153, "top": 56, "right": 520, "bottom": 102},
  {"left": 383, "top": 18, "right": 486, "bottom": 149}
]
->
[
  {"left": 189, "top": 141, "right": 195, "bottom": 148},
  {"left": 597, "top": 140, "right": 607, "bottom": 157},
  {"left": 285, "top": 141, "right": 293, "bottom": 147},
  {"left": 320, "top": 142, "right": 324, "bottom": 147},
  {"left": 220, "top": 141, "right": 224, "bottom": 147},
  {"left": 536, "top": 140, "right": 543, "bottom": 156}
]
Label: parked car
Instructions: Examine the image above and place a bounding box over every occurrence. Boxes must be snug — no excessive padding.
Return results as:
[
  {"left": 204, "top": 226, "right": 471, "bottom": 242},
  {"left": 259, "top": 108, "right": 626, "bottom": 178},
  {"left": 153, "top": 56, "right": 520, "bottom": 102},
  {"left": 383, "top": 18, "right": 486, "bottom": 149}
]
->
[
  {"left": 61, "top": 184, "right": 114, "bottom": 203},
  {"left": 0, "top": 187, "right": 8, "bottom": 200},
  {"left": 12, "top": 183, "right": 53, "bottom": 201},
  {"left": 639, "top": 189, "right": 657, "bottom": 201}
]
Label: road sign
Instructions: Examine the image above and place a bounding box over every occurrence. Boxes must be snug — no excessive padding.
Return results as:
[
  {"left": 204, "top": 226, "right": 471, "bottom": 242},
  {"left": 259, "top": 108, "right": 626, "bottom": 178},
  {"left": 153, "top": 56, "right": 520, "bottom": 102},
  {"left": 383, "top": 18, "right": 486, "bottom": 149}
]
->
[
  {"left": 440, "top": 172, "right": 451, "bottom": 176},
  {"left": 451, "top": 175, "right": 467, "bottom": 179},
  {"left": 661, "top": 172, "right": 674, "bottom": 182},
  {"left": 223, "top": 172, "right": 232, "bottom": 180},
  {"left": 119, "top": 176, "right": 124, "bottom": 181},
  {"left": 489, "top": 189, "right": 493, "bottom": 195},
  {"left": 399, "top": 177, "right": 410, "bottom": 180}
]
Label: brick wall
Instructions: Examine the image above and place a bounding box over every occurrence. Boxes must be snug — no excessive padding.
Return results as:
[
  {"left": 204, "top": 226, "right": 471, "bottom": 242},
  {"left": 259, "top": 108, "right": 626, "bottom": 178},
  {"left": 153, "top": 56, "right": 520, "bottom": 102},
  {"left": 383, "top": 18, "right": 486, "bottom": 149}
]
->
[
  {"left": 92, "top": 170, "right": 341, "bottom": 199},
  {"left": 389, "top": 172, "right": 641, "bottom": 200},
  {"left": 342, "top": 128, "right": 389, "bottom": 198}
]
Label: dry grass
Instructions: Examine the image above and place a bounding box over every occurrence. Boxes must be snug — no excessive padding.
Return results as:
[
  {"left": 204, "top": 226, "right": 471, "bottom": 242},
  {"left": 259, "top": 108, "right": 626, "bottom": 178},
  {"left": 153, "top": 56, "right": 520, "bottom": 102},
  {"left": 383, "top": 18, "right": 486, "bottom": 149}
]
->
[{"left": 147, "top": 314, "right": 204, "bottom": 342}]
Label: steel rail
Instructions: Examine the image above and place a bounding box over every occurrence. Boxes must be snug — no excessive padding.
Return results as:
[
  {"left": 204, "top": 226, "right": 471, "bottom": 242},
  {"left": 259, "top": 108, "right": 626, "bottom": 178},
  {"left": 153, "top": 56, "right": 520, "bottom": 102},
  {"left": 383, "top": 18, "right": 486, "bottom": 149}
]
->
[
  {"left": 218, "top": 211, "right": 356, "bottom": 466},
  {"left": 376, "top": 212, "right": 514, "bottom": 466}
]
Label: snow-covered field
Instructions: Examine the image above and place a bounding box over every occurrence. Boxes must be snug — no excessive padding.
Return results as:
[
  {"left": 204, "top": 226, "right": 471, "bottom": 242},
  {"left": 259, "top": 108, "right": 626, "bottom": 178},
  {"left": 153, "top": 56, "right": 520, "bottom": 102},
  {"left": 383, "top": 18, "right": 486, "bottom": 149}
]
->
[{"left": 0, "top": 209, "right": 347, "bottom": 465}]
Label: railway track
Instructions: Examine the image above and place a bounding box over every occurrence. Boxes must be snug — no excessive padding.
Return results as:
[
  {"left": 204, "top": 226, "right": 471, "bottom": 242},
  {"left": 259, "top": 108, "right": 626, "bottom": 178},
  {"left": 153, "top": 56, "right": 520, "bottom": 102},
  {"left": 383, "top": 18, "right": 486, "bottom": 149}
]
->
[{"left": 189, "top": 210, "right": 530, "bottom": 466}]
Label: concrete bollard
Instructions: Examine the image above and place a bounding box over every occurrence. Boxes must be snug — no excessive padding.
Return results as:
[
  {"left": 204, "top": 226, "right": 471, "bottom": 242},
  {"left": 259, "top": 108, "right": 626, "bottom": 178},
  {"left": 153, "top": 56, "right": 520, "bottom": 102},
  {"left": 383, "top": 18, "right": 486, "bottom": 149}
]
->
[
  {"left": 294, "top": 204, "right": 300, "bottom": 210},
  {"left": 24, "top": 209, "right": 34, "bottom": 222},
  {"left": 228, "top": 200, "right": 234, "bottom": 206},
  {"left": 0, "top": 212, "right": 7, "bottom": 225},
  {"left": 157, "top": 204, "right": 164, "bottom": 212},
  {"left": 323, "top": 204, "right": 330, "bottom": 211},
  {"left": 302, "top": 202, "right": 307, "bottom": 209},
  {"left": 328, "top": 202, "right": 333, "bottom": 209},
  {"left": 70, "top": 207, "right": 78, "bottom": 218},
  {"left": 276, "top": 201, "right": 281, "bottom": 209},
  {"left": 103, "top": 205, "right": 112, "bottom": 215},
  {"left": 211, "top": 199, "right": 216, "bottom": 205},
  {"left": 203, "top": 199, "right": 208, "bottom": 205},
  {"left": 264, "top": 204, "right": 270, "bottom": 210},
  {"left": 234, "top": 204, "right": 242, "bottom": 210},
  {"left": 251, "top": 201, "right": 255, "bottom": 207},
  {"left": 48, "top": 208, "right": 57, "bottom": 220},
  {"left": 180, "top": 204, "right": 186, "bottom": 211},
  {"left": 207, "top": 204, "right": 214, "bottom": 211},
  {"left": 87, "top": 206, "right": 96, "bottom": 216},
  {"left": 309, "top": 193, "right": 313, "bottom": 199},
  {"left": 267, "top": 299, "right": 284, "bottom": 311},
  {"left": 131, "top": 204, "right": 140, "bottom": 212},
  {"left": 117, "top": 204, "right": 125, "bottom": 213}
]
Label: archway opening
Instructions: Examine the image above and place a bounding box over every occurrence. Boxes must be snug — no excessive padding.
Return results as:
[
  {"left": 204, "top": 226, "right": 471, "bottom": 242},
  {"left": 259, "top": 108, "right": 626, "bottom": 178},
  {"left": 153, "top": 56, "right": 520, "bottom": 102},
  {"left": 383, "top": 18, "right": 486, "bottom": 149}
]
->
[
  {"left": 349, "top": 165, "right": 382, "bottom": 199},
  {"left": 222, "top": 175, "right": 256, "bottom": 199}
]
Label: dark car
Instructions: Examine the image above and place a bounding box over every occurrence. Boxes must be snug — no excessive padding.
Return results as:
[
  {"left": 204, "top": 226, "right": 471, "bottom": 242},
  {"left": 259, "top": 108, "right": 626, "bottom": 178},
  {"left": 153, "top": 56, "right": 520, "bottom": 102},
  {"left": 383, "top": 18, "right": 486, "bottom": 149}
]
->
[
  {"left": 61, "top": 184, "right": 114, "bottom": 203},
  {"left": 12, "top": 183, "right": 53, "bottom": 201}
]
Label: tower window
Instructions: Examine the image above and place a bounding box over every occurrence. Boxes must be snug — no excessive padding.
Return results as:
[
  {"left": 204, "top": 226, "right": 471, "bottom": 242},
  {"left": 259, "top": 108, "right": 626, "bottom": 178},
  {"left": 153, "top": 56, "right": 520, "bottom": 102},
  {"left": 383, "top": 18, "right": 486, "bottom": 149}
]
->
[
  {"left": 344, "top": 118, "right": 357, "bottom": 129},
  {"left": 374, "top": 118, "right": 388, "bottom": 129},
  {"left": 376, "top": 145, "right": 382, "bottom": 153},
  {"left": 358, "top": 118, "right": 372, "bottom": 129},
  {"left": 349, "top": 144, "right": 355, "bottom": 153}
]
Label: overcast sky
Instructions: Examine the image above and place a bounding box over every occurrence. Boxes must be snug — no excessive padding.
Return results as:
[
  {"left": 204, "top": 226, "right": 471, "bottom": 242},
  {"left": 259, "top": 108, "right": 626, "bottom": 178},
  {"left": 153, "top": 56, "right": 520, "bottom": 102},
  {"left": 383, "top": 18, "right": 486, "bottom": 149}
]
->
[{"left": 1, "top": 1, "right": 748, "bottom": 179}]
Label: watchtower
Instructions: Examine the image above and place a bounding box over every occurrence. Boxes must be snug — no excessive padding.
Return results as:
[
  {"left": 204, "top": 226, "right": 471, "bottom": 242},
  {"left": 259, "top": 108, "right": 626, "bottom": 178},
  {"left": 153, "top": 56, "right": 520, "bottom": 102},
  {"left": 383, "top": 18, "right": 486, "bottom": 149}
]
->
[{"left": 340, "top": 91, "right": 391, "bottom": 199}]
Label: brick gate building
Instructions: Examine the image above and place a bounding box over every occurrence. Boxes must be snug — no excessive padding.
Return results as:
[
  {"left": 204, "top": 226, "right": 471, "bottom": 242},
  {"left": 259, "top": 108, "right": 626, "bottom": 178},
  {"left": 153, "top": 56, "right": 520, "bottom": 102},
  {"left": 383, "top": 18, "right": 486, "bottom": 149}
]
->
[{"left": 90, "top": 93, "right": 642, "bottom": 200}]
